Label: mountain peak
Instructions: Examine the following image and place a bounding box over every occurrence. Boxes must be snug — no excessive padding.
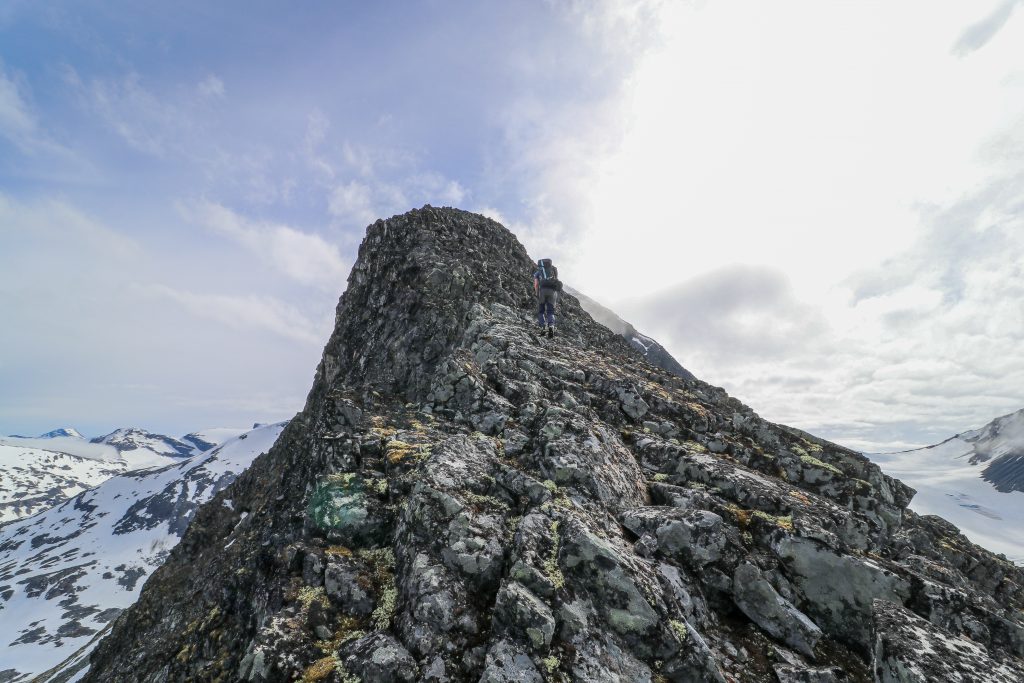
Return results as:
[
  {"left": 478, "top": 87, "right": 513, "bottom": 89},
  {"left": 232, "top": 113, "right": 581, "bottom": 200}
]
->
[
  {"left": 37, "top": 426, "right": 84, "bottom": 439},
  {"left": 82, "top": 209, "right": 1024, "bottom": 682}
]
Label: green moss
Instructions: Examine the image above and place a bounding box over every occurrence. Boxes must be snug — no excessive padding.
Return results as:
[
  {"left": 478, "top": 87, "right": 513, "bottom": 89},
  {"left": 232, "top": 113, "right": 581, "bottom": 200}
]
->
[
  {"left": 800, "top": 454, "right": 844, "bottom": 476},
  {"left": 463, "top": 492, "right": 509, "bottom": 511},
  {"left": 752, "top": 510, "right": 793, "bottom": 530},
  {"left": 542, "top": 479, "right": 558, "bottom": 492},
  {"left": 542, "top": 655, "right": 560, "bottom": 673},
  {"left": 652, "top": 473, "right": 670, "bottom": 482},
  {"left": 669, "top": 619, "right": 688, "bottom": 641}
]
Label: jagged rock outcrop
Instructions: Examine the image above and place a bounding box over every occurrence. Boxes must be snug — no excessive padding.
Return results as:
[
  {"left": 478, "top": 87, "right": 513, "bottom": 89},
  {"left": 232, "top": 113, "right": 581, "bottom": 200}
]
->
[{"left": 80, "top": 207, "right": 1024, "bottom": 682}]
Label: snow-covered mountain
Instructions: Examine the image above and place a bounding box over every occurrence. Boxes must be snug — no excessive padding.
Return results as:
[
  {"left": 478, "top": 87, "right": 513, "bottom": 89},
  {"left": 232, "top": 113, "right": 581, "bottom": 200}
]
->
[
  {"left": 0, "top": 445, "right": 125, "bottom": 523},
  {"left": 180, "top": 427, "right": 249, "bottom": 453},
  {"left": 0, "top": 422, "right": 287, "bottom": 682},
  {"left": 867, "top": 409, "right": 1024, "bottom": 565},
  {"left": 0, "top": 428, "right": 247, "bottom": 525},
  {"left": 89, "top": 427, "right": 195, "bottom": 467},
  {"left": 36, "top": 428, "right": 84, "bottom": 439}
]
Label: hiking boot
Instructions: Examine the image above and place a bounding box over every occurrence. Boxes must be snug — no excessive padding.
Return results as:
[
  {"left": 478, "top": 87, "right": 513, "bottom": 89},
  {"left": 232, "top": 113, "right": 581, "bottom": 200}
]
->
[{"left": 546, "top": 325, "right": 554, "bottom": 338}]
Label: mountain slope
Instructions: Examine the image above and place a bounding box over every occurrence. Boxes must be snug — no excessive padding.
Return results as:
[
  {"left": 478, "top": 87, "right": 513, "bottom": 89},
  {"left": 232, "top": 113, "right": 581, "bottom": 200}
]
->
[
  {"left": 868, "top": 409, "right": 1024, "bottom": 564},
  {"left": 569, "top": 286, "right": 696, "bottom": 381},
  {"left": 0, "top": 423, "right": 287, "bottom": 682},
  {"left": 80, "top": 207, "right": 1024, "bottom": 683}
]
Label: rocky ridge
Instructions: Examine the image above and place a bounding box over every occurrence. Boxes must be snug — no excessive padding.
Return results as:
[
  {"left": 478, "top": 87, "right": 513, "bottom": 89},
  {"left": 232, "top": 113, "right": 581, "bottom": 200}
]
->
[{"left": 81, "top": 207, "right": 1024, "bottom": 682}]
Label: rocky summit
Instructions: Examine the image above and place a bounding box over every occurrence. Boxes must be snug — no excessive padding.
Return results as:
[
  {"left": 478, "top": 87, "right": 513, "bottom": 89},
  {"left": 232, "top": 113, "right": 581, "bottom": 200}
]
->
[{"left": 80, "top": 207, "right": 1024, "bottom": 683}]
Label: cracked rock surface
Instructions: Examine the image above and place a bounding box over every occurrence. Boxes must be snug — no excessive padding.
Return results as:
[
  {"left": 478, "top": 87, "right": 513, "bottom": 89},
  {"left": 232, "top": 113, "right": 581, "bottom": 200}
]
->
[{"left": 80, "top": 207, "right": 1024, "bottom": 682}]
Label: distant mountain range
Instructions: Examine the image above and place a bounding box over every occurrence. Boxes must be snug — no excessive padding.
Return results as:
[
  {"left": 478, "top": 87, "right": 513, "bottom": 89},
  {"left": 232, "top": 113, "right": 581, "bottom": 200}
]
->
[
  {"left": 0, "top": 427, "right": 247, "bottom": 523},
  {"left": 0, "top": 422, "right": 287, "bottom": 682},
  {"left": 867, "top": 409, "right": 1024, "bottom": 564}
]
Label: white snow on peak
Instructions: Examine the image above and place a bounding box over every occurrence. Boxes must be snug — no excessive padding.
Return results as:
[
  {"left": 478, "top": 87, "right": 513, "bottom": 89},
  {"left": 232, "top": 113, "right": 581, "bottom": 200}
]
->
[
  {"left": 179, "top": 427, "right": 249, "bottom": 452},
  {"left": 0, "top": 422, "right": 287, "bottom": 681},
  {"left": 36, "top": 427, "right": 85, "bottom": 439}
]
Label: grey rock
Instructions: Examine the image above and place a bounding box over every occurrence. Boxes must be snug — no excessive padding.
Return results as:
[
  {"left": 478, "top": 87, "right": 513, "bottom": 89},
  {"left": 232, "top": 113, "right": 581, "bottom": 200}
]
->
[
  {"left": 732, "top": 563, "right": 822, "bottom": 657},
  {"left": 339, "top": 632, "right": 418, "bottom": 683},
  {"left": 493, "top": 580, "right": 555, "bottom": 651},
  {"left": 478, "top": 639, "right": 542, "bottom": 683}
]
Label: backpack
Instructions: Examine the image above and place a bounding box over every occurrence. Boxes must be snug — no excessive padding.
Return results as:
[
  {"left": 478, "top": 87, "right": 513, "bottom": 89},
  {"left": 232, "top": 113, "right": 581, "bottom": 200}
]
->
[{"left": 537, "top": 259, "right": 563, "bottom": 291}]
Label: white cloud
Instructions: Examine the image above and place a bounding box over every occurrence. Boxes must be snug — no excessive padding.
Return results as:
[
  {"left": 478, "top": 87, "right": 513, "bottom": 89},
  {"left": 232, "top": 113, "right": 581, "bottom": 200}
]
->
[
  {"left": 0, "top": 63, "right": 36, "bottom": 147},
  {"left": 185, "top": 200, "right": 349, "bottom": 290},
  {"left": 197, "top": 74, "right": 225, "bottom": 98},
  {"left": 328, "top": 180, "right": 378, "bottom": 227},
  {"left": 482, "top": 0, "right": 1024, "bottom": 450},
  {"left": 143, "top": 284, "right": 324, "bottom": 344},
  {"left": 0, "top": 192, "right": 139, "bottom": 260},
  {"left": 326, "top": 171, "right": 466, "bottom": 230},
  {"left": 305, "top": 109, "right": 334, "bottom": 180}
]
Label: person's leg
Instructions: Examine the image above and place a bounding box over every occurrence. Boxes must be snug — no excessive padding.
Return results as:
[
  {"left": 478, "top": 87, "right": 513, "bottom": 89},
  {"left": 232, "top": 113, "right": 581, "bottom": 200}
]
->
[
  {"left": 546, "top": 291, "right": 558, "bottom": 326},
  {"left": 536, "top": 296, "right": 546, "bottom": 327}
]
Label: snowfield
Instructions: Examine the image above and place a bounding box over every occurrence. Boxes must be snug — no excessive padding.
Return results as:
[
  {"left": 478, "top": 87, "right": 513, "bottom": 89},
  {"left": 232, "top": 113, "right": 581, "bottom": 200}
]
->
[
  {"left": 0, "top": 422, "right": 287, "bottom": 681},
  {"left": 0, "top": 445, "right": 127, "bottom": 523},
  {"left": 867, "top": 409, "right": 1024, "bottom": 565}
]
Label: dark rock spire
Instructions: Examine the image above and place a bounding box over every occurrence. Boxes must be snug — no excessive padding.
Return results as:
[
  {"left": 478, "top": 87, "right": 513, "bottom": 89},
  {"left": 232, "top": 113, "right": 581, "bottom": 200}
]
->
[{"left": 82, "top": 206, "right": 1024, "bottom": 683}]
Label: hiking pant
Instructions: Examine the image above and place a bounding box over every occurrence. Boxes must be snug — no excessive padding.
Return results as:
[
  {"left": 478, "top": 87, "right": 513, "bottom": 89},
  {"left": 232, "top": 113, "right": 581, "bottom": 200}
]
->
[{"left": 537, "top": 288, "right": 557, "bottom": 326}]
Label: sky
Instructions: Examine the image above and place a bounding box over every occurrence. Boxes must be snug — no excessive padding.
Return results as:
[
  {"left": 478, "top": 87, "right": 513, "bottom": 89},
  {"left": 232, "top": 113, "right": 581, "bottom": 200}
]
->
[{"left": 0, "top": 1, "right": 1022, "bottom": 451}]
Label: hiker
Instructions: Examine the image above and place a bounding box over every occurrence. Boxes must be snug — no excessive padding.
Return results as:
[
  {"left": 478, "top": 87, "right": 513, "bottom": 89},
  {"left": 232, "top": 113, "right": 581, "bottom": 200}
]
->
[{"left": 533, "top": 258, "right": 562, "bottom": 338}]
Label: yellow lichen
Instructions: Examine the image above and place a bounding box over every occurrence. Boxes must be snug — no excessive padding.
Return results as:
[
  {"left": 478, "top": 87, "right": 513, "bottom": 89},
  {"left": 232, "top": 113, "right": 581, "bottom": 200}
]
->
[
  {"left": 327, "top": 472, "right": 358, "bottom": 486},
  {"left": 544, "top": 520, "right": 565, "bottom": 590},
  {"left": 371, "top": 584, "right": 397, "bottom": 631},
  {"left": 669, "top": 619, "right": 688, "bottom": 641},
  {"left": 315, "top": 615, "right": 365, "bottom": 653},
  {"left": 357, "top": 548, "right": 397, "bottom": 631},
  {"left": 297, "top": 586, "right": 329, "bottom": 610}
]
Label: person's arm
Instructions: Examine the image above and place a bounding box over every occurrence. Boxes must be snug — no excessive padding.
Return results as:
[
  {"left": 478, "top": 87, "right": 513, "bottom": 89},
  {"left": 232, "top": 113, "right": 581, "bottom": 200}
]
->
[{"left": 534, "top": 276, "right": 539, "bottom": 294}]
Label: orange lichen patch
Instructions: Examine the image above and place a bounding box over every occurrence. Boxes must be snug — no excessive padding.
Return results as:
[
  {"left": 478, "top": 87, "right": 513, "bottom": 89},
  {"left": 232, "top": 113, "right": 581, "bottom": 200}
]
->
[
  {"left": 788, "top": 490, "right": 812, "bottom": 505},
  {"left": 684, "top": 402, "right": 712, "bottom": 420},
  {"left": 300, "top": 656, "right": 337, "bottom": 682}
]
